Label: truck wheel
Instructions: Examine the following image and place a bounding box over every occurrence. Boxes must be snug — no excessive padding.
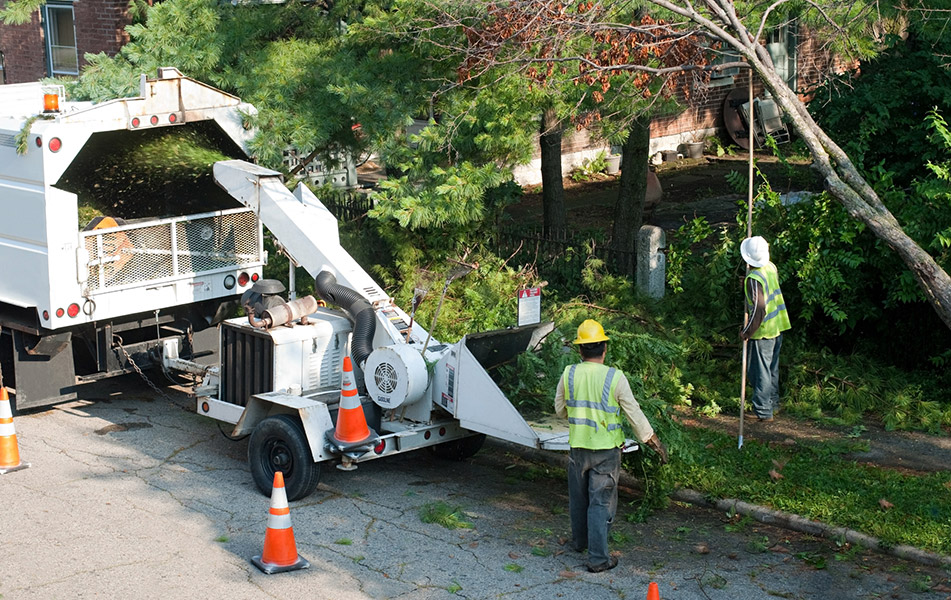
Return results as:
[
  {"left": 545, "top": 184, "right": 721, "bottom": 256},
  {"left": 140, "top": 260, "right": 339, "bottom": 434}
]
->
[
  {"left": 248, "top": 414, "right": 321, "bottom": 501},
  {"left": 430, "top": 433, "right": 486, "bottom": 461}
]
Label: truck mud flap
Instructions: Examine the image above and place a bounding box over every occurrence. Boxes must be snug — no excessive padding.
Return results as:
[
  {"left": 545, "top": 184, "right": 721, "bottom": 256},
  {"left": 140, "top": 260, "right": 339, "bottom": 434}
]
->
[
  {"left": 12, "top": 330, "right": 78, "bottom": 410},
  {"left": 24, "top": 332, "right": 71, "bottom": 357}
]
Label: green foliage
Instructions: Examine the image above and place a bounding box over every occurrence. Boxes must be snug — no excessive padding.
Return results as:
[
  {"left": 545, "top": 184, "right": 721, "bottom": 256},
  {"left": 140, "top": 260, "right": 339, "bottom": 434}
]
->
[
  {"left": 709, "top": 136, "right": 738, "bottom": 157},
  {"left": 0, "top": 0, "right": 43, "bottom": 25},
  {"left": 15, "top": 114, "right": 50, "bottom": 155},
  {"left": 570, "top": 152, "right": 609, "bottom": 182},
  {"left": 418, "top": 501, "right": 473, "bottom": 529},
  {"left": 784, "top": 349, "right": 951, "bottom": 432},
  {"left": 809, "top": 25, "right": 951, "bottom": 186},
  {"left": 671, "top": 428, "right": 951, "bottom": 555}
]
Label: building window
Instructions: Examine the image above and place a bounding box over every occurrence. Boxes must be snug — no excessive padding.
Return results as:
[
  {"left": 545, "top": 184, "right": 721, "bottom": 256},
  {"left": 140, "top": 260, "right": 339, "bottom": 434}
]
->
[
  {"left": 43, "top": 2, "right": 79, "bottom": 76},
  {"left": 767, "top": 23, "right": 798, "bottom": 91},
  {"left": 705, "top": 46, "right": 743, "bottom": 89}
]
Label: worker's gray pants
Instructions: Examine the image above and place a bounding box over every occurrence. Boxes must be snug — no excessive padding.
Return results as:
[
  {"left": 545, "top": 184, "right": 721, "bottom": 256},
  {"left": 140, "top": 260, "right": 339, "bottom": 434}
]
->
[
  {"left": 568, "top": 447, "right": 620, "bottom": 568},
  {"left": 748, "top": 334, "right": 782, "bottom": 419}
]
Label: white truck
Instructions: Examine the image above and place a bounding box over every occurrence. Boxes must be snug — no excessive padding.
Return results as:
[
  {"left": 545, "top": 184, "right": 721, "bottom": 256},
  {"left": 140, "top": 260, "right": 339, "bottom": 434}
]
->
[
  {"left": 2, "top": 69, "right": 630, "bottom": 500},
  {"left": 0, "top": 68, "right": 264, "bottom": 410}
]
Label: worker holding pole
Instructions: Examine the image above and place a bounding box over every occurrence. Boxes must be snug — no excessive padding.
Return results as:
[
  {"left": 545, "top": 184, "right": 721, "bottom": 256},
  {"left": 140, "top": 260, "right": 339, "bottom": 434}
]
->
[
  {"left": 554, "top": 319, "right": 668, "bottom": 573},
  {"left": 739, "top": 237, "right": 791, "bottom": 422}
]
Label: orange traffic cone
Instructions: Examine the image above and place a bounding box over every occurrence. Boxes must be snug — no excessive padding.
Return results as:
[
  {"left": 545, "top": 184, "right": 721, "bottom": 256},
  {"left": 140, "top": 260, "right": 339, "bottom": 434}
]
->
[
  {"left": 0, "top": 387, "right": 28, "bottom": 475},
  {"left": 328, "top": 356, "right": 377, "bottom": 450},
  {"left": 646, "top": 581, "right": 660, "bottom": 600},
  {"left": 251, "top": 471, "right": 310, "bottom": 574}
]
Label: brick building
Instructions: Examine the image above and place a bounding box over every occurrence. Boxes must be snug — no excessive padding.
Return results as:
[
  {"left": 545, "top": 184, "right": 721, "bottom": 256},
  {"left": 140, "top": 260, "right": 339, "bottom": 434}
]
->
[
  {"left": 513, "top": 23, "right": 846, "bottom": 185},
  {"left": 0, "top": 0, "right": 131, "bottom": 84}
]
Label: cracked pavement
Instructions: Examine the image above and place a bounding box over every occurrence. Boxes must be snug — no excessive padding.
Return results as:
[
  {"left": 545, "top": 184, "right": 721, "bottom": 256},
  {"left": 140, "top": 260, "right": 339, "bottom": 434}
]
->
[{"left": 2, "top": 375, "right": 950, "bottom": 599}]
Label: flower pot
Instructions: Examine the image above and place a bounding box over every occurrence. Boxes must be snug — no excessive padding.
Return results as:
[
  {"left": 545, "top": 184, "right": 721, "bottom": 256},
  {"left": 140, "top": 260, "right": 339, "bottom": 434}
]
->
[
  {"left": 662, "top": 150, "right": 679, "bottom": 162},
  {"left": 685, "top": 141, "right": 704, "bottom": 159},
  {"left": 605, "top": 154, "right": 621, "bottom": 175}
]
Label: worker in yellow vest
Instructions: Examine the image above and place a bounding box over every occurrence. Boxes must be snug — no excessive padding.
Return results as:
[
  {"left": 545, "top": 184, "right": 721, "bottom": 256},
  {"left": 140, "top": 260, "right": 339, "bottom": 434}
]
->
[
  {"left": 554, "top": 319, "right": 668, "bottom": 573},
  {"left": 739, "top": 236, "right": 792, "bottom": 422}
]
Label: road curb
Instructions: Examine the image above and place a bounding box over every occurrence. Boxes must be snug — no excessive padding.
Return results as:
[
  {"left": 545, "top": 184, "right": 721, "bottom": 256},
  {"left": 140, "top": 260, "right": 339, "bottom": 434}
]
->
[{"left": 486, "top": 438, "right": 951, "bottom": 569}]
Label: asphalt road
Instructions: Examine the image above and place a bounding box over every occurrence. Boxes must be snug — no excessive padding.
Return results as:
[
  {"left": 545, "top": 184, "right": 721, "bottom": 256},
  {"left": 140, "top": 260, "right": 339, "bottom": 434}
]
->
[{"left": 2, "top": 376, "right": 949, "bottom": 600}]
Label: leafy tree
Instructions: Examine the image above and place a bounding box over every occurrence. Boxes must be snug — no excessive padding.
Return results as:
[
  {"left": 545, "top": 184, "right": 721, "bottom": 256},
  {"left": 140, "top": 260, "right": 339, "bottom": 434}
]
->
[
  {"left": 417, "top": 1, "right": 711, "bottom": 270},
  {"left": 809, "top": 21, "right": 951, "bottom": 185},
  {"left": 415, "top": 0, "right": 951, "bottom": 332}
]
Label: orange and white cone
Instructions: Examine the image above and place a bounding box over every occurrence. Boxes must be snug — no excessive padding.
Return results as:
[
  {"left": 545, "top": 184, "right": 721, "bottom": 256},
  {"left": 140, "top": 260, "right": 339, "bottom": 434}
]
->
[
  {"left": 251, "top": 471, "right": 310, "bottom": 574},
  {"left": 0, "top": 387, "right": 28, "bottom": 475},
  {"left": 328, "top": 356, "right": 377, "bottom": 451},
  {"left": 646, "top": 581, "right": 660, "bottom": 600}
]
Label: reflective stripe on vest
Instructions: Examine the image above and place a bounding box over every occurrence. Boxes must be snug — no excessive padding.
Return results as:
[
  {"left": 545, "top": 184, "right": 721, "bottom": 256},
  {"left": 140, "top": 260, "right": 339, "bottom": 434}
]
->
[
  {"left": 745, "top": 262, "right": 791, "bottom": 340},
  {"left": 564, "top": 363, "right": 625, "bottom": 449}
]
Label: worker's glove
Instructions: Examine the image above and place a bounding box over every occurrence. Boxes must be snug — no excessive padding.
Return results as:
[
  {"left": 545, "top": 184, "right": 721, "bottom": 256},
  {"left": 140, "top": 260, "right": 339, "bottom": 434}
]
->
[{"left": 646, "top": 434, "right": 669, "bottom": 465}]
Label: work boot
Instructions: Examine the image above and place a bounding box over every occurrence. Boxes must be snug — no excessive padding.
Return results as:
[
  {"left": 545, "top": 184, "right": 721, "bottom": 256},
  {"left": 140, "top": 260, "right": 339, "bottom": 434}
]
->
[{"left": 587, "top": 556, "right": 618, "bottom": 573}]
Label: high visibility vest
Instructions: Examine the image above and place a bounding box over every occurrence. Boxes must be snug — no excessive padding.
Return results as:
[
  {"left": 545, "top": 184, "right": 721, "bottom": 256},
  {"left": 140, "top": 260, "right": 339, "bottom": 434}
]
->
[
  {"left": 745, "top": 261, "right": 791, "bottom": 340},
  {"left": 564, "top": 362, "right": 625, "bottom": 450}
]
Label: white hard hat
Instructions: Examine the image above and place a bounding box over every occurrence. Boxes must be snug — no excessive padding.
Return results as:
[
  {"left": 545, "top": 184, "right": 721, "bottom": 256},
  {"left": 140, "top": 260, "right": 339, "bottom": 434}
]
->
[{"left": 740, "top": 236, "right": 770, "bottom": 267}]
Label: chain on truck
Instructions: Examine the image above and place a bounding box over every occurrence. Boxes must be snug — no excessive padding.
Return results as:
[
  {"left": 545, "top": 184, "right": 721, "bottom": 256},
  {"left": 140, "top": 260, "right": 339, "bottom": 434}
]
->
[{"left": 1, "top": 68, "right": 636, "bottom": 501}]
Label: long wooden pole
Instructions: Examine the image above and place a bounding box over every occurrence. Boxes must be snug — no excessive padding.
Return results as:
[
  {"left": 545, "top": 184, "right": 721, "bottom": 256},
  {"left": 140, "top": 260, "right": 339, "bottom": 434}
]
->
[{"left": 739, "top": 72, "right": 755, "bottom": 450}]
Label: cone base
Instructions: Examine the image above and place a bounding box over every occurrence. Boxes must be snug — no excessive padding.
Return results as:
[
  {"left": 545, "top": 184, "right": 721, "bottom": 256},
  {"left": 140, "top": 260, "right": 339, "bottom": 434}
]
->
[
  {"left": 251, "top": 554, "right": 310, "bottom": 575},
  {"left": 327, "top": 428, "right": 378, "bottom": 452},
  {"left": 0, "top": 462, "right": 29, "bottom": 475}
]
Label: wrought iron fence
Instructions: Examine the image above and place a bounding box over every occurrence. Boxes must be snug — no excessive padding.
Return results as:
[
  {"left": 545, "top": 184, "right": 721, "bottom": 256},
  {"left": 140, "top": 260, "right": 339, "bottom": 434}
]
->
[
  {"left": 494, "top": 226, "right": 635, "bottom": 292},
  {"left": 318, "top": 188, "right": 374, "bottom": 222}
]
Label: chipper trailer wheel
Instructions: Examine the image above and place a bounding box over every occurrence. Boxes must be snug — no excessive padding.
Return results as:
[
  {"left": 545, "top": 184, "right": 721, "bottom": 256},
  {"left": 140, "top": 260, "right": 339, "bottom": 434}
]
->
[
  {"left": 429, "top": 433, "right": 486, "bottom": 461},
  {"left": 249, "top": 414, "right": 321, "bottom": 501}
]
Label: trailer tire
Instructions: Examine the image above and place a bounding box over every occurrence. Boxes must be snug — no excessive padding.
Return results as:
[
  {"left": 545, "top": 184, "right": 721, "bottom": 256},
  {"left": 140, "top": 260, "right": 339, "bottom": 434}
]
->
[
  {"left": 430, "top": 433, "right": 486, "bottom": 461},
  {"left": 248, "top": 414, "right": 321, "bottom": 501}
]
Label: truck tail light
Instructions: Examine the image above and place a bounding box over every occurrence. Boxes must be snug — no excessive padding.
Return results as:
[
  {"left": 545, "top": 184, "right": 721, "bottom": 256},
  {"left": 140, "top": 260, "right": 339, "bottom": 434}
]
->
[
  {"left": 67, "top": 303, "right": 80, "bottom": 318},
  {"left": 374, "top": 439, "right": 386, "bottom": 454},
  {"left": 251, "top": 273, "right": 260, "bottom": 282},
  {"left": 237, "top": 272, "right": 250, "bottom": 287},
  {"left": 48, "top": 137, "right": 62, "bottom": 152},
  {"left": 168, "top": 113, "right": 177, "bottom": 123},
  {"left": 43, "top": 310, "right": 50, "bottom": 320},
  {"left": 131, "top": 117, "right": 141, "bottom": 128},
  {"left": 150, "top": 115, "right": 159, "bottom": 126},
  {"left": 55, "top": 308, "right": 65, "bottom": 318},
  {"left": 224, "top": 275, "right": 236, "bottom": 290}
]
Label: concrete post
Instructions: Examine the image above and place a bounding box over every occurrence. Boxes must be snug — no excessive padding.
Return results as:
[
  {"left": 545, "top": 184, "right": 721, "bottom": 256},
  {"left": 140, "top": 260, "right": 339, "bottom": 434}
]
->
[{"left": 636, "top": 225, "right": 666, "bottom": 299}]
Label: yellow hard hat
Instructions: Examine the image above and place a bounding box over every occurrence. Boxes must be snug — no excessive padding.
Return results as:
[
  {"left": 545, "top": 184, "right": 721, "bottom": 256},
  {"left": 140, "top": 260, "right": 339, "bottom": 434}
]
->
[{"left": 573, "top": 319, "right": 609, "bottom": 344}]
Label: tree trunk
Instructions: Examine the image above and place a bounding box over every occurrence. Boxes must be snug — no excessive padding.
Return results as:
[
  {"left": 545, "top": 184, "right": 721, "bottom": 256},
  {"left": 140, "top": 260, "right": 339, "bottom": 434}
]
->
[
  {"left": 540, "top": 107, "right": 566, "bottom": 235},
  {"left": 611, "top": 116, "right": 651, "bottom": 276}
]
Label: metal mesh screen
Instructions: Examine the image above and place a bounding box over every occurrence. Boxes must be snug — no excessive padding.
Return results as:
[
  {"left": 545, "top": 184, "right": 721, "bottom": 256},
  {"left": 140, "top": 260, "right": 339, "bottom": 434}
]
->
[
  {"left": 83, "top": 210, "right": 260, "bottom": 292},
  {"left": 175, "top": 211, "right": 259, "bottom": 275}
]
